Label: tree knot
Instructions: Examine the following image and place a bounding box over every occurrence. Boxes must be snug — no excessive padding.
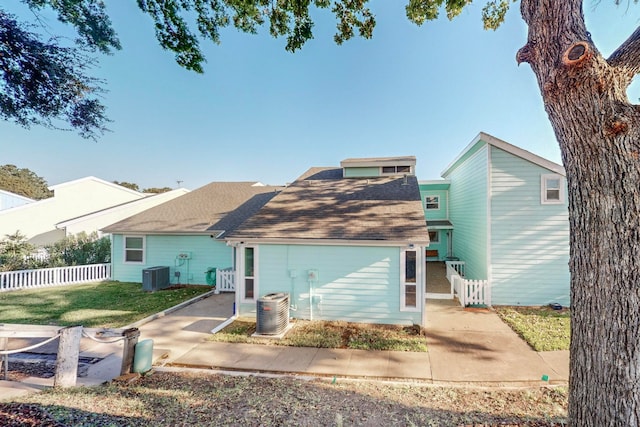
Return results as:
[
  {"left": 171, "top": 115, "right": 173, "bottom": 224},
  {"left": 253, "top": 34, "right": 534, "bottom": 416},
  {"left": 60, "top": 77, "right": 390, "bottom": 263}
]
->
[
  {"left": 562, "top": 41, "right": 592, "bottom": 68},
  {"left": 605, "top": 119, "right": 629, "bottom": 137}
]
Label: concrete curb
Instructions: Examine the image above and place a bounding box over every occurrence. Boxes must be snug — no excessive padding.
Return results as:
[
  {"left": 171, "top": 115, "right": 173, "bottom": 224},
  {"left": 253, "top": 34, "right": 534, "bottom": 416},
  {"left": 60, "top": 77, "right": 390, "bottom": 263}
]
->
[{"left": 154, "top": 366, "right": 568, "bottom": 390}]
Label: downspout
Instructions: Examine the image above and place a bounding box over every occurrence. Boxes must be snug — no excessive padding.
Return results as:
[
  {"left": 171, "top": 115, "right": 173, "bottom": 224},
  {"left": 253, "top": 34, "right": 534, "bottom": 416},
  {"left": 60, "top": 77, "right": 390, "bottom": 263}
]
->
[
  {"left": 235, "top": 243, "right": 241, "bottom": 318},
  {"left": 422, "top": 246, "right": 427, "bottom": 327}
]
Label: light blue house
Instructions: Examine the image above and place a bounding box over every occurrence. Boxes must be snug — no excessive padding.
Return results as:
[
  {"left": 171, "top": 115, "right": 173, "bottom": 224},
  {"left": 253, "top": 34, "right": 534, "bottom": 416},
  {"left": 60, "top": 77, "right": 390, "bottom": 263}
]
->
[
  {"left": 422, "top": 132, "right": 570, "bottom": 306},
  {"left": 104, "top": 134, "right": 569, "bottom": 327},
  {"left": 419, "top": 180, "right": 452, "bottom": 261},
  {"left": 226, "top": 157, "right": 430, "bottom": 326}
]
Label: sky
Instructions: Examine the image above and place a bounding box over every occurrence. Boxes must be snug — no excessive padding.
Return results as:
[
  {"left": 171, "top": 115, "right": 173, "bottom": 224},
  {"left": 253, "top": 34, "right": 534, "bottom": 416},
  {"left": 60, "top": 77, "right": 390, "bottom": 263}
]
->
[{"left": 1, "top": 1, "right": 639, "bottom": 190}]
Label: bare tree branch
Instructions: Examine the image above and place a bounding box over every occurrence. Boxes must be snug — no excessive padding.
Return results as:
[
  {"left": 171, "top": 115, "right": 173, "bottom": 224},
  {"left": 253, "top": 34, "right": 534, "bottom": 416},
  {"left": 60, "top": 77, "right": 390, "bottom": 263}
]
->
[{"left": 608, "top": 25, "right": 640, "bottom": 74}]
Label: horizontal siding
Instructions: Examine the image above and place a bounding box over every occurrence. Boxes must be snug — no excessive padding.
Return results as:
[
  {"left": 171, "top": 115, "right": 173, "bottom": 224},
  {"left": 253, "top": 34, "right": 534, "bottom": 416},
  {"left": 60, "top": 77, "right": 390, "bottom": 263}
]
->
[
  {"left": 446, "top": 146, "right": 488, "bottom": 280},
  {"left": 243, "top": 244, "right": 421, "bottom": 325},
  {"left": 343, "top": 167, "right": 380, "bottom": 177},
  {"left": 111, "top": 234, "right": 232, "bottom": 285},
  {"left": 490, "top": 146, "right": 570, "bottom": 306}
]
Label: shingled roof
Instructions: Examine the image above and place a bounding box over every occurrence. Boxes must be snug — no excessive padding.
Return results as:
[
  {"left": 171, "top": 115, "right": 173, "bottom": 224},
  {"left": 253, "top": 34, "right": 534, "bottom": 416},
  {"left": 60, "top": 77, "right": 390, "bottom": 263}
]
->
[
  {"left": 102, "top": 182, "right": 281, "bottom": 236},
  {"left": 227, "top": 167, "right": 430, "bottom": 244}
]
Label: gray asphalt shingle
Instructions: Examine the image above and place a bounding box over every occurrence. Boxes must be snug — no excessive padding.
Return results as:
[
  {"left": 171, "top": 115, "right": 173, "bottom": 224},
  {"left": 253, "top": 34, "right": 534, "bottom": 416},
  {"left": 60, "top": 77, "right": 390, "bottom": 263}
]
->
[{"left": 228, "top": 167, "right": 429, "bottom": 243}]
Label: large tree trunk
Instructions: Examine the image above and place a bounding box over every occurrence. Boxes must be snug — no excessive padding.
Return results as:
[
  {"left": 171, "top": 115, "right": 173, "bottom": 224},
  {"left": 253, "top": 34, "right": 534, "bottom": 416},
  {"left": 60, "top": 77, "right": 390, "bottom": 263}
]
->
[{"left": 517, "top": 0, "right": 640, "bottom": 424}]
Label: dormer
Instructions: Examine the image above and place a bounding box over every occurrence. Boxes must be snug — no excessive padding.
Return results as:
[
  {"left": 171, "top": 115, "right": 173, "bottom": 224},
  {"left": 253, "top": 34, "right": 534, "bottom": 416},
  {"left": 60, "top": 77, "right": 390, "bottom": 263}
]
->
[{"left": 340, "top": 156, "right": 416, "bottom": 178}]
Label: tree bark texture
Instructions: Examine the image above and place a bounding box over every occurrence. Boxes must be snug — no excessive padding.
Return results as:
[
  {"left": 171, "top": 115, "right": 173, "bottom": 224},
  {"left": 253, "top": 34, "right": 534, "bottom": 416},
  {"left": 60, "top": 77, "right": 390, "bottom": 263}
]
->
[{"left": 518, "top": 1, "right": 640, "bottom": 424}]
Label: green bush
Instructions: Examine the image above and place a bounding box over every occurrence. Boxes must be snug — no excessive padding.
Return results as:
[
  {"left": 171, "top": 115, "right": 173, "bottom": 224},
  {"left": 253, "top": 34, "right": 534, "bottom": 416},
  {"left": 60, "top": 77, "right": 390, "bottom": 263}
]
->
[
  {"left": 46, "top": 232, "right": 111, "bottom": 266},
  {"left": 0, "top": 231, "right": 111, "bottom": 271}
]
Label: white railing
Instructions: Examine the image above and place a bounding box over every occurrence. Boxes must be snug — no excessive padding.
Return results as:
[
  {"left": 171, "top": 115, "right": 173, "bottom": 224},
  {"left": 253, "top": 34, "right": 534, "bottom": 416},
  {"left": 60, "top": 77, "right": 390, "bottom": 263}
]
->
[
  {"left": 450, "top": 273, "right": 491, "bottom": 307},
  {"left": 215, "top": 267, "right": 235, "bottom": 293},
  {"left": 24, "top": 248, "right": 50, "bottom": 262},
  {"left": 445, "top": 260, "right": 465, "bottom": 281},
  {"left": 0, "top": 264, "right": 111, "bottom": 292}
]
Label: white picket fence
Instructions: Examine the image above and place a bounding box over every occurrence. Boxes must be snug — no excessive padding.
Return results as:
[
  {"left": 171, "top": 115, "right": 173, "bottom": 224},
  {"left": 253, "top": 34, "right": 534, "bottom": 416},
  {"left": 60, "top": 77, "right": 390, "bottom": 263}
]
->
[
  {"left": 445, "top": 260, "right": 465, "bottom": 281},
  {"left": 0, "top": 264, "right": 111, "bottom": 292},
  {"left": 215, "top": 267, "right": 235, "bottom": 293},
  {"left": 446, "top": 261, "right": 491, "bottom": 307},
  {"left": 453, "top": 276, "right": 490, "bottom": 306}
]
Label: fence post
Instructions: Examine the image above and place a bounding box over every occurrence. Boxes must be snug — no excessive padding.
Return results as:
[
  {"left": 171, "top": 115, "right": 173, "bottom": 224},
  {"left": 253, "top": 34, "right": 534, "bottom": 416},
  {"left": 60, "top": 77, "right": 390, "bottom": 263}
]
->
[
  {"left": 1, "top": 337, "right": 7, "bottom": 380},
  {"left": 120, "top": 328, "right": 141, "bottom": 376},
  {"left": 54, "top": 326, "right": 83, "bottom": 388}
]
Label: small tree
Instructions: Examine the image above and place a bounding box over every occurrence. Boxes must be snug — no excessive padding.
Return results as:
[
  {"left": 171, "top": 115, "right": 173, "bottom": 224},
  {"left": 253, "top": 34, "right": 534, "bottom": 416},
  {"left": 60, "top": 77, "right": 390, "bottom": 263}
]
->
[
  {"left": 112, "top": 181, "right": 140, "bottom": 192},
  {"left": 0, "top": 231, "right": 38, "bottom": 271},
  {"left": 143, "top": 187, "right": 173, "bottom": 194}
]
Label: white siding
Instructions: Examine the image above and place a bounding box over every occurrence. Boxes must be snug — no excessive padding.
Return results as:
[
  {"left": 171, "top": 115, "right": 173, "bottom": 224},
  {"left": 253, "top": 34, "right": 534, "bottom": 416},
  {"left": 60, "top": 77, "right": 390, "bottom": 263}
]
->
[
  {"left": 62, "top": 189, "right": 189, "bottom": 236},
  {"left": 0, "top": 177, "right": 146, "bottom": 246}
]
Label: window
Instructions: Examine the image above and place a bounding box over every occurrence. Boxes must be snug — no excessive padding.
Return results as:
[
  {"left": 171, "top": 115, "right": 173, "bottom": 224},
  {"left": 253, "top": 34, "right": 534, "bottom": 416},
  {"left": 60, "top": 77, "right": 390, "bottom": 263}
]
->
[
  {"left": 425, "top": 195, "right": 440, "bottom": 210},
  {"left": 124, "top": 236, "right": 144, "bottom": 263},
  {"left": 382, "top": 166, "right": 395, "bottom": 174},
  {"left": 382, "top": 165, "right": 412, "bottom": 175},
  {"left": 401, "top": 249, "right": 421, "bottom": 311},
  {"left": 243, "top": 247, "right": 256, "bottom": 300},
  {"left": 541, "top": 174, "right": 565, "bottom": 204},
  {"left": 428, "top": 231, "right": 440, "bottom": 243}
]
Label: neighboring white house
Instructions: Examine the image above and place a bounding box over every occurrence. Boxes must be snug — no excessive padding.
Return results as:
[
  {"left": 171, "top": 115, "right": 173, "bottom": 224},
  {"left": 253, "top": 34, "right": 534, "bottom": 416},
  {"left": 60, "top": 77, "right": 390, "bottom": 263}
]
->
[
  {"left": 0, "top": 189, "right": 35, "bottom": 211},
  {"left": 56, "top": 188, "right": 190, "bottom": 238},
  {"left": 0, "top": 177, "right": 150, "bottom": 246}
]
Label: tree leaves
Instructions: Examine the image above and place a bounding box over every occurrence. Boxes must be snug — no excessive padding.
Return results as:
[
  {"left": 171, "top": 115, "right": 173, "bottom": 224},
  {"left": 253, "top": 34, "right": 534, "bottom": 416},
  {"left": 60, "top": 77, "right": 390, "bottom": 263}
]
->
[
  {"left": 22, "top": 0, "right": 121, "bottom": 54},
  {"left": 0, "top": 164, "right": 52, "bottom": 200},
  {"left": 4, "top": 0, "right": 632, "bottom": 140},
  {"left": 482, "top": 0, "right": 516, "bottom": 30},
  {"left": 0, "top": 9, "right": 109, "bottom": 139}
]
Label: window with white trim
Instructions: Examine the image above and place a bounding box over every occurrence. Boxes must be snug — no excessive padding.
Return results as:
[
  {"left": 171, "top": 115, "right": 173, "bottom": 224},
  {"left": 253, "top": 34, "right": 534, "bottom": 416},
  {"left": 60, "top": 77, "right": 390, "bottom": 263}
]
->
[
  {"left": 124, "top": 236, "right": 145, "bottom": 263},
  {"left": 428, "top": 231, "right": 440, "bottom": 243},
  {"left": 541, "top": 174, "right": 565, "bottom": 204},
  {"left": 425, "top": 195, "right": 440, "bottom": 210},
  {"left": 400, "top": 249, "right": 421, "bottom": 311},
  {"left": 243, "top": 246, "right": 257, "bottom": 301}
]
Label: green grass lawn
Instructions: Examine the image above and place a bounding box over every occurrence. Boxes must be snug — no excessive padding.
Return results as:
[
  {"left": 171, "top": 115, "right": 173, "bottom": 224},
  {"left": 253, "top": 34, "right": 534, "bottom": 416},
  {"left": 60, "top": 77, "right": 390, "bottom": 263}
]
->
[
  {"left": 0, "top": 282, "right": 212, "bottom": 328},
  {"left": 210, "top": 319, "right": 427, "bottom": 352},
  {"left": 495, "top": 306, "right": 570, "bottom": 351}
]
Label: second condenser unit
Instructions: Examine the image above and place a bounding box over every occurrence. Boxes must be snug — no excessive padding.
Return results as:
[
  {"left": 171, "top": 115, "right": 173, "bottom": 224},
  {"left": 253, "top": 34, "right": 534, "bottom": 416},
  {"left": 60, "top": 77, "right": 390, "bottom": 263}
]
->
[{"left": 256, "top": 293, "right": 290, "bottom": 335}]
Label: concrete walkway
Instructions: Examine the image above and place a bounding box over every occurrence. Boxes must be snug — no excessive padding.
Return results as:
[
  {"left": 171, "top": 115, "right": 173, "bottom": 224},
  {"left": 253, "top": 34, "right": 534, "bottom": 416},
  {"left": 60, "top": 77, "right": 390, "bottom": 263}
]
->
[
  {"left": 1, "top": 293, "right": 569, "bottom": 401},
  {"left": 145, "top": 294, "right": 568, "bottom": 385},
  {"left": 424, "top": 299, "right": 568, "bottom": 383}
]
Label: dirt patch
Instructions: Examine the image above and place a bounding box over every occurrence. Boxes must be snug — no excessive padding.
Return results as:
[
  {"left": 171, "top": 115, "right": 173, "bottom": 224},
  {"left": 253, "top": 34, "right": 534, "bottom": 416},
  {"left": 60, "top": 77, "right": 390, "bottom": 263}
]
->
[
  {"left": 9, "top": 371, "right": 568, "bottom": 426},
  {"left": 0, "top": 403, "right": 63, "bottom": 427},
  {"left": 212, "top": 319, "right": 427, "bottom": 351}
]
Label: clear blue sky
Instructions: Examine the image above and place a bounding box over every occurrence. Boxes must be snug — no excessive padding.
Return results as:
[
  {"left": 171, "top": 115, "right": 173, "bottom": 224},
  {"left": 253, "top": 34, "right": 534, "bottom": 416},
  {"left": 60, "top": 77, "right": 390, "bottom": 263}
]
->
[{"left": 2, "top": 2, "right": 638, "bottom": 190}]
